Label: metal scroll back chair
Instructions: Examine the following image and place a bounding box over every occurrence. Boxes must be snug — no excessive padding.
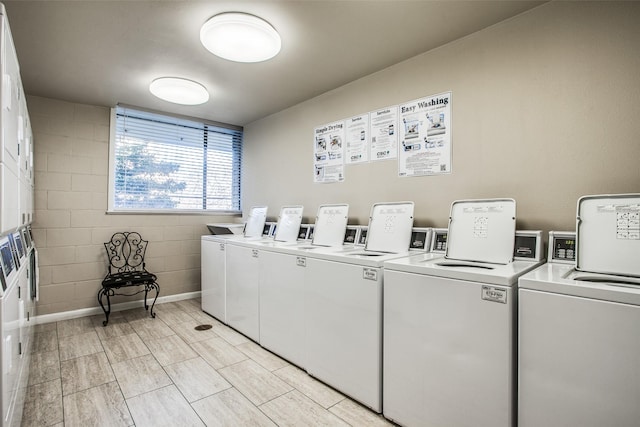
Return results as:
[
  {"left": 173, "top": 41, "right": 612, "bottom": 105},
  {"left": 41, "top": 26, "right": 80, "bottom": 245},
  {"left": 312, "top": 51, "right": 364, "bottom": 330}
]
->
[{"left": 98, "top": 232, "right": 160, "bottom": 326}]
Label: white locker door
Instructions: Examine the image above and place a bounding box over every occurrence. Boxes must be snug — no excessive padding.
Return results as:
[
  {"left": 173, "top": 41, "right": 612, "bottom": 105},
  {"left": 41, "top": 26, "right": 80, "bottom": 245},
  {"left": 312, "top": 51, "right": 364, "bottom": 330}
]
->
[
  {"left": 2, "top": 281, "right": 20, "bottom": 423},
  {"left": 18, "top": 265, "right": 28, "bottom": 355},
  {"left": 519, "top": 289, "right": 640, "bottom": 427},
  {"left": 1, "top": 20, "right": 20, "bottom": 166},
  {"left": 201, "top": 239, "right": 226, "bottom": 322},
  {"left": 225, "top": 244, "right": 260, "bottom": 342},
  {"left": 18, "top": 88, "right": 28, "bottom": 177},
  {"left": 259, "top": 250, "right": 306, "bottom": 368},
  {"left": 18, "top": 177, "right": 27, "bottom": 226},
  {"left": 0, "top": 164, "right": 19, "bottom": 233}
]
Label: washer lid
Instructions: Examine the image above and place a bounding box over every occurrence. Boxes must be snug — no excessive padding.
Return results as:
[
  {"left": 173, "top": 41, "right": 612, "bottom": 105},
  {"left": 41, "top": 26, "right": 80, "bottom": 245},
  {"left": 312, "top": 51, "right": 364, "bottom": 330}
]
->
[
  {"left": 364, "top": 202, "right": 414, "bottom": 253},
  {"left": 311, "top": 204, "right": 349, "bottom": 247},
  {"left": 445, "top": 198, "right": 516, "bottom": 264},
  {"left": 576, "top": 194, "right": 640, "bottom": 277},
  {"left": 244, "top": 206, "right": 268, "bottom": 238},
  {"left": 273, "top": 205, "right": 304, "bottom": 242}
]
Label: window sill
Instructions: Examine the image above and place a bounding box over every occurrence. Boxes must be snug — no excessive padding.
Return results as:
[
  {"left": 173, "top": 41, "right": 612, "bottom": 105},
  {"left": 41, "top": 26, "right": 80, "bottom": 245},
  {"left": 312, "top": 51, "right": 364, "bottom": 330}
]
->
[{"left": 106, "top": 209, "right": 242, "bottom": 216}]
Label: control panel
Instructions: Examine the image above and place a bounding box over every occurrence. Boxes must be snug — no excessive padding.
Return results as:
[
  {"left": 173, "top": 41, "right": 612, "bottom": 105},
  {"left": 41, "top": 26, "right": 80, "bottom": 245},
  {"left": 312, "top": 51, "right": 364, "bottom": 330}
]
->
[
  {"left": 513, "top": 230, "right": 543, "bottom": 262},
  {"left": 409, "top": 227, "right": 432, "bottom": 251},
  {"left": 357, "top": 227, "right": 368, "bottom": 246},
  {"left": 0, "top": 237, "right": 16, "bottom": 288},
  {"left": 343, "top": 226, "right": 359, "bottom": 244},
  {"left": 548, "top": 231, "right": 576, "bottom": 264},
  {"left": 262, "top": 222, "right": 276, "bottom": 237},
  {"left": 298, "top": 224, "right": 312, "bottom": 240},
  {"left": 429, "top": 228, "right": 543, "bottom": 261},
  {"left": 430, "top": 228, "right": 448, "bottom": 253}
]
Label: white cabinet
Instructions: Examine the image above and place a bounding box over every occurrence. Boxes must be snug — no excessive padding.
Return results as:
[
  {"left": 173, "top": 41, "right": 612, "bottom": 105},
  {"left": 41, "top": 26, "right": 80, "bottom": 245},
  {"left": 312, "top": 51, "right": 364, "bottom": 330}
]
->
[
  {"left": 1, "top": 17, "right": 20, "bottom": 168},
  {"left": 259, "top": 250, "right": 306, "bottom": 368},
  {"left": 18, "top": 93, "right": 32, "bottom": 228},
  {"left": 1, "top": 279, "right": 19, "bottom": 426},
  {"left": 0, "top": 6, "right": 31, "bottom": 234},
  {"left": 225, "top": 243, "right": 260, "bottom": 342},
  {"left": 0, "top": 6, "right": 34, "bottom": 427},
  {"left": 201, "top": 237, "right": 226, "bottom": 322},
  {"left": 18, "top": 178, "right": 28, "bottom": 228},
  {"left": 17, "top": 266, "right": 27, "bottom": 357},
  {"left": 0, "top": 164, "right": 18, "bottom": 233}
]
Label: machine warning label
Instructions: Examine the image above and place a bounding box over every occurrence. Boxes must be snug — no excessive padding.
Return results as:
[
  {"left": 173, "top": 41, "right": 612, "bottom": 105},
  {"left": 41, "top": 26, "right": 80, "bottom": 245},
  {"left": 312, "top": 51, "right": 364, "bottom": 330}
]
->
[
  {"left": 363, "top": 268, "right": 378, "bottom": 281},
  {"left": 616, "top": 209, "right": 640, "bottom": 240},
  {"left": 481, "top": 286, "right": 507, "bottom": 304}
]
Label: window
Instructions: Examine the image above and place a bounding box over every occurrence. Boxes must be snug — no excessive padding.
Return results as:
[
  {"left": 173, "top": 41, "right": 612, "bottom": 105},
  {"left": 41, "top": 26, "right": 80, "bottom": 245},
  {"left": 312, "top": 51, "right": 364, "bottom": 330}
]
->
[{"left": 108, "top": 106, "right": 242, "bottom": 213}]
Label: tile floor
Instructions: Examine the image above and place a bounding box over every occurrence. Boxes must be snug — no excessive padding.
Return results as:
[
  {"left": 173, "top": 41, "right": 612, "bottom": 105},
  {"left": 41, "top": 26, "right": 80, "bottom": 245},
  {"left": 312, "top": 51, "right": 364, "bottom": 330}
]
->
[{"left": 22, "top": 298, "right": 394, "bottom": 426}]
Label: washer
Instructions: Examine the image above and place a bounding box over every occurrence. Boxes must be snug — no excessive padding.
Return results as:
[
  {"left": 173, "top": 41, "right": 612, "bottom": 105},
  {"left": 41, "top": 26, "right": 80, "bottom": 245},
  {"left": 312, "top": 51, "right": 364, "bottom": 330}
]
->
[
  {"left": 225, "top": 206, "right": 303, "bottom": 342},
  {"left": 383, "top": 199, "right": 544, "bottom": 427},
  {"left": 518, "top": 194, "right": 640, "bottom": 427},
  {"left": 303, "top": 201, "right": 415, "bottom": 413},
  {"left": 258, "top": 204, "right": 349, "bottom": 368},
  {"left": 201, "top": 206, "right": 268, "bottom": 322}
]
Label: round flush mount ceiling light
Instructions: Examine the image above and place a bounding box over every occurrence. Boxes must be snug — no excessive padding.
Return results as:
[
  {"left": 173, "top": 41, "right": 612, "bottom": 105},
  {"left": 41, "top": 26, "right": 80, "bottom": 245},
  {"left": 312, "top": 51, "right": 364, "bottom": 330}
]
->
[
  {"left": 149, "top": 77, "right": 209, "bottom": 105},
  {"left": 200, "top": 12, "right": 281, "bottom": 63}
]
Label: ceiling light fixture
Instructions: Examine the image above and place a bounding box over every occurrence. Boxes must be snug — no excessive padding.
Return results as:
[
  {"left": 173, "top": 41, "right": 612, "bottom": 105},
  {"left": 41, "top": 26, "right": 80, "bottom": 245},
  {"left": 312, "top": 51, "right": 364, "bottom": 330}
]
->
[
  {"left": 149, "top": 77, "right": 209, "bottom": 105},
  {"left": 200, "top": 12, "right": 281, "bottom": 63}
]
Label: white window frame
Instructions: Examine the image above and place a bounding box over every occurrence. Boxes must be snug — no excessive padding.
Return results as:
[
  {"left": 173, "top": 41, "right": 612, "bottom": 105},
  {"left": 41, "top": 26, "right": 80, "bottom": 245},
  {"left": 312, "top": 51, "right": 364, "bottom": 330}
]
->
[{"left": 107, "top": 105, "right": 242, "bottom": 214}]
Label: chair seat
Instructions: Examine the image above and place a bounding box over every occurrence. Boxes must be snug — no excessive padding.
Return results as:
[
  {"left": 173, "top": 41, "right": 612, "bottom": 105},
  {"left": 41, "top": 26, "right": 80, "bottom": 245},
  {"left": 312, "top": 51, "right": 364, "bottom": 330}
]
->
[{"left": 102, "top": 271, "right": 157, "bottom": 289}]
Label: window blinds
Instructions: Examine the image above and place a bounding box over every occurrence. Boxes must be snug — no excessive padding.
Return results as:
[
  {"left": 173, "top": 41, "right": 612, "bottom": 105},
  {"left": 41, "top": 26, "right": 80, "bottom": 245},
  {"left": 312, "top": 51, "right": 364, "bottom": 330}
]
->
[{"left": 112, "top": 106, "right": 242, "bottom": 212}]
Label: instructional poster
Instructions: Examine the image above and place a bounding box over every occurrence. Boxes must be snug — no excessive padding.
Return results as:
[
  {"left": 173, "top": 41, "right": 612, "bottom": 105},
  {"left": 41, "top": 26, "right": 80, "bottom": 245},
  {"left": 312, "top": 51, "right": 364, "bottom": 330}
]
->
[
  {"left": 345, "top": 114, "right": 370, "bottom": 164},
  {"left": 370, "top": 106, "right": 399, "bottom": 161},
  {"left": 314, "top": 121, "right": 345, "bottom": 183},
  {"left": 398, "top": 91, "right": 452, "bottom": 177}
]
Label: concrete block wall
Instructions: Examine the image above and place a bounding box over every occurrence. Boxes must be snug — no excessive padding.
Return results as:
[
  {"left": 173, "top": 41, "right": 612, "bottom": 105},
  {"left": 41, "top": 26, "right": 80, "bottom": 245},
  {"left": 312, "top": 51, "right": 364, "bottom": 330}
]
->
[{"left": 29, "top": 95, "right": 236, "bottom": 316}]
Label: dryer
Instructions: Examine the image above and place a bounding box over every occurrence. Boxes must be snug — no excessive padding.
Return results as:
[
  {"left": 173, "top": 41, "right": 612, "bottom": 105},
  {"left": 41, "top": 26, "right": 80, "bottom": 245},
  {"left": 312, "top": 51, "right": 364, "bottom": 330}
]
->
[
  {"left": 518, "top": 194, "right": 640, "bottom": 427},
  {"left": 382, "top": 199, "right": 544, "bottom": 427},
  {"left": 201, "top": 206, "right": 268, "bottom": 322},
  {"left": 303, "top": 201, "right": 415, "bottom": 413},
  {"left": 0, "top": 234, "right": 20, "bottom": 425}
]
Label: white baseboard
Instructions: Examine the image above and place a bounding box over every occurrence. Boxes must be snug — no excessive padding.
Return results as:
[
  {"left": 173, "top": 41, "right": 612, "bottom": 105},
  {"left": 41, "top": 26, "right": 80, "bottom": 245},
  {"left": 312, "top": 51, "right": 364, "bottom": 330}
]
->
[{"left": 34, "top": 291, "right": 201, "bottom": 325}]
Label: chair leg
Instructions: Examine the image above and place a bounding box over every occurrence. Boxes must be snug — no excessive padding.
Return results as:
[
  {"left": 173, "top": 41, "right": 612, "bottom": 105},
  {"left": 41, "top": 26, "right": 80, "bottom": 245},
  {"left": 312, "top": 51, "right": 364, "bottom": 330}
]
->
[
  {"left": 144, "top": 282, "right": 160, "bottom": 319},
  {"left": 98, "top": 287, "right": 111, "bottom": 326}
]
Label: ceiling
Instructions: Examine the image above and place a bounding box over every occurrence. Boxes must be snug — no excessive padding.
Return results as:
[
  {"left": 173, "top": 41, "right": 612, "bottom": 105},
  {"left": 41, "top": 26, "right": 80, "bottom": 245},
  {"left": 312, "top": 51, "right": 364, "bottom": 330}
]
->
[{"left": 3, "top": 1, "right": 545, "bottom": 126}]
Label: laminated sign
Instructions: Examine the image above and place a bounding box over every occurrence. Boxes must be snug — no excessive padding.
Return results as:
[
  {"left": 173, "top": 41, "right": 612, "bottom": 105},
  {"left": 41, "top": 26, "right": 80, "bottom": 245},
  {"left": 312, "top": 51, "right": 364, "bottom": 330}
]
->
[
  {"left": 314, "top": 120, "right": 345, "bottom": 183},
  {"left": 398, "top": 91, "right": 452, "bottom": 177}
]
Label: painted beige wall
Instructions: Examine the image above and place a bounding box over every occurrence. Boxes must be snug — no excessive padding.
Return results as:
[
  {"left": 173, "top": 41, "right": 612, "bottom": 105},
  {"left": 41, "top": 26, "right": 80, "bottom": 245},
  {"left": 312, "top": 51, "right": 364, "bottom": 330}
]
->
[
  {"left": 27, "top": 1, "right": 640, "bottom": 315},
  {"left": 29, "top": 96, "right": 236, "bottom": 316},
  {"left": 243, "top": 2, "right": 640, "bottom": 233}
]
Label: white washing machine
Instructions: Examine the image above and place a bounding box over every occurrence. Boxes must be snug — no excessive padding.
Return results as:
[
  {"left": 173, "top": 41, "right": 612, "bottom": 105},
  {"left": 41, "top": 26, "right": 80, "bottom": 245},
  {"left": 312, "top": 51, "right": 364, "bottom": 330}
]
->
[
  {"left": 518, "top": 194, "right": 640, "bottom": 427},
  {"left": 383, "top": 199, "right": 544, "bottom": 427},
  {"left": 201, "top": 206, "right": 268, "bottom": 322},
  {"left": 304, "top": 201, "right": 416, "bottom": 413},
  {"left": 258, "top": 204, "right": 349, "bottom": 368},
  {"left": 225, "top": 206, "right": 303, "bottom": 342}
]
